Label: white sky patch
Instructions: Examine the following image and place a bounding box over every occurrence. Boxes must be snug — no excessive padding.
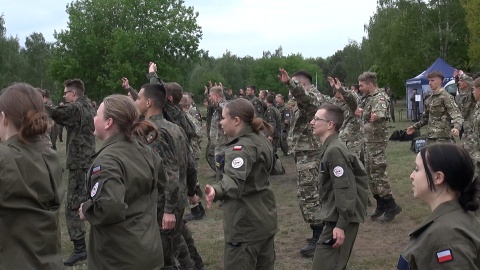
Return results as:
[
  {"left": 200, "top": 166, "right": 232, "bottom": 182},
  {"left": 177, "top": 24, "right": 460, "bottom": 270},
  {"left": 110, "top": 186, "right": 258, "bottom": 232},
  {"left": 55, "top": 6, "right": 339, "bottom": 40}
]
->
[{"left": 3, "top": 0, "right": 377, "bottom": 58}]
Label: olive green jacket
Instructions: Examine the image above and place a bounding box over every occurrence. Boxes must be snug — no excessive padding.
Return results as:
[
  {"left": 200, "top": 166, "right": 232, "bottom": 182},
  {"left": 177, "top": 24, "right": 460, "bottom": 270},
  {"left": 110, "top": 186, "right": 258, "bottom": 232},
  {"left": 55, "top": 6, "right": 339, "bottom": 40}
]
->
[
  {"left": 400, "top": 200, "right": 480, "bottom": 270},
  {"left": 212, "top": 126, "right": 278, "bottom": 242},
  {"left": 82, "top": 134, "right": 164, "bottom": 270},
  {"left": 317, "top": 134, "right": 369, "bottom": 229},
  {"left": 0, "top": 135, "right": 64, "bottom": 270}
]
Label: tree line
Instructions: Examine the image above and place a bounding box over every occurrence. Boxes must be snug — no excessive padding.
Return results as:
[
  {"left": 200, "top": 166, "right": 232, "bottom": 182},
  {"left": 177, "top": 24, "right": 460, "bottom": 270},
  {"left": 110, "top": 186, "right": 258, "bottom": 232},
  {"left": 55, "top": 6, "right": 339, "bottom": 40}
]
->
[{"left": 1, "top": 0, "right": 478, "bottom": 103}]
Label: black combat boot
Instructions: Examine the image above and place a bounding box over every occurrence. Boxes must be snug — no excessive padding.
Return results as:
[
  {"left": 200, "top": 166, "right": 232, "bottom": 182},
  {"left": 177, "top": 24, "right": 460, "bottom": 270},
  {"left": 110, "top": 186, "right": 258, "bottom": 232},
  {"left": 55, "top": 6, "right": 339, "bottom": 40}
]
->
[
  {"left": 379, "top": 195, "right": 402, "bottom": 223},
  {"left": 63, "top": 238, "right": 87, "bottom": 266},
  {"left": 371, "top": 194, "right": 386, "bottom": 220},
  {"left": 184, "top": 202, "right": 206, "bottom": 221},
  {"left": 300, "top": 224, "right": 323, "bottom": 256}
]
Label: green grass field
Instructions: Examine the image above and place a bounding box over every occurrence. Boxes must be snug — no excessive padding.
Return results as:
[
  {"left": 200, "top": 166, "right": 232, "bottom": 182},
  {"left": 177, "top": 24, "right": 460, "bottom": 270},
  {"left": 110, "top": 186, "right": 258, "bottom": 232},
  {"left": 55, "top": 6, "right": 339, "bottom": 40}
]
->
[{"left": 58, "top": 100, "right": 434, "bottom": 270}]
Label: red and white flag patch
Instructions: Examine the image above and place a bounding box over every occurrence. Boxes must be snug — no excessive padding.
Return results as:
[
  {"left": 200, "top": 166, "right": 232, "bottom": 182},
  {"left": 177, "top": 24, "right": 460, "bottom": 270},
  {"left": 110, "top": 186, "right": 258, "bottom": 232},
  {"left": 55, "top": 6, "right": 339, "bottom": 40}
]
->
[
  {"left": 233, "top": 146, "right": 242, "bottom": 151},
  {"left": 92, "top": 166, "right": 101, "bottom": 175},
  {"left": 436, "top": 250, "right": 453, "bottom": 263}
]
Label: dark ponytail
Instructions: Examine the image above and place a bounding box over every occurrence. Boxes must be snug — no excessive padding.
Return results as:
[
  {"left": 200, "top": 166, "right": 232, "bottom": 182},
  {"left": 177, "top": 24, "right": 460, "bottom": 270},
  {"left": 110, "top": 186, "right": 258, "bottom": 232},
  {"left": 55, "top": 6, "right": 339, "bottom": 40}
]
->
[
  {"left": 458, "top": 175, "right": 480, "bottom": 212},
  {"left": 251, "top": 117, "right": 273, "bottom": 135},
  {"left": 131, "top": 120, "right": 158, "bottom": 143}
]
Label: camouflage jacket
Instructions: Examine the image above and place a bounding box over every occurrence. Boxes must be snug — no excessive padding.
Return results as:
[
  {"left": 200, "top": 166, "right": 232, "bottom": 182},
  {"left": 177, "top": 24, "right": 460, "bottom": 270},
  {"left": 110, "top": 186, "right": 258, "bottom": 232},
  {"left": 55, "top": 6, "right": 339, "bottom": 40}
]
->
[
  {"left": 45, "top": 96, "right": 96, "bottom": 169},
  {"left": 163, "top": 101, "right": 196, "bottom": 143},
  {"left": 359, "top": 89, "right": 389, "bottom": 143},
  {"left": 188, "top": 105, "right": 202, "bottom": 124},
  {"left": 209, "top": 99, "right": 229, "bottom": 148},
  {"left": 287, "top": 106, "right": 299, "bottom": 153},
  {"left": 265, "top": 105, "right": 282, "bottom": 138},
  {"left": 334, "top": 88, "right": 361, "bottom": 143},
  {"left": 287, "top": 80, "right": 332, "bottom": 151},
  {"left": 147, "top": 114, "right": 197, "bottom": 212},
  {"left": 413, "top": 88, "right": 463, "bottom": 139},
  {"left": 246, "top": 95, "right": 265, "bottom": 118},
  {"left": 455, "top": 89, "right": 476, "bottom": 132},
  {"left": 467, "top": 102, "right": 480, "bottom": 162}
]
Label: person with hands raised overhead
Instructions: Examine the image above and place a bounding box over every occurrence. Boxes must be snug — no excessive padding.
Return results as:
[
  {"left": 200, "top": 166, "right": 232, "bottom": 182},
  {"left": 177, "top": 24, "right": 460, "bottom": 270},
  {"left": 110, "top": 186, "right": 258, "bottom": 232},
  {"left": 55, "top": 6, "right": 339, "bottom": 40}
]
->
[{"left": 204, "top": 98, "right": 277, "bottom": 270}]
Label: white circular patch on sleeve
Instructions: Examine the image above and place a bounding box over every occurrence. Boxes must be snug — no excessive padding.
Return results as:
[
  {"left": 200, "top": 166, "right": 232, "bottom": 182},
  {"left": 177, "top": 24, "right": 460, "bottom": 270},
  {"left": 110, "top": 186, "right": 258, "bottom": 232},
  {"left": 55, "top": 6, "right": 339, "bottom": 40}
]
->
[
  {"left": 333, "top": 166, "right": 344, "bottom": 177},
  {"left": 232, "top": 157, "right": 244, "bottom": 168},
  {"left": 91, "top": 182, "right": 99, "bottom": 197}
]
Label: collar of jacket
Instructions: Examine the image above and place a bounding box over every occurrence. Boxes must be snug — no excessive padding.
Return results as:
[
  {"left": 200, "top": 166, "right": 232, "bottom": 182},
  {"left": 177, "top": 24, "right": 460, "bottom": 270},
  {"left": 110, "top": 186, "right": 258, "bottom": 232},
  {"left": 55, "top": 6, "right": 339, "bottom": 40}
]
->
[
  {"left": 148, "top": 114, "right": 165, "bottom": 121},
  {"left": 5, "top": 134, "right": 42, "bottom": 146},
  {"left": 92, "top": 133, "right": 129, "bottom": 158},
  {"left": 319, "top": 133, "right": 339, "bottom": 156},
  {"left": 227, "top": 125, "right": 254, "bottom": 145},
  {"left": 408, "top": 200, "right": 462, "bottom": 237}
]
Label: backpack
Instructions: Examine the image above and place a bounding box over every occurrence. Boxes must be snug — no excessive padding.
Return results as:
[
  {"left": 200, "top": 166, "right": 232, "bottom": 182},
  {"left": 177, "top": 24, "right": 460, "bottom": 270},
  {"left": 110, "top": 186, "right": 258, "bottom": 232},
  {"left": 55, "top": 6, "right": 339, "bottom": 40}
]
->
[{"left": 410, "top": 136, "right": 426, "bottom": 153}]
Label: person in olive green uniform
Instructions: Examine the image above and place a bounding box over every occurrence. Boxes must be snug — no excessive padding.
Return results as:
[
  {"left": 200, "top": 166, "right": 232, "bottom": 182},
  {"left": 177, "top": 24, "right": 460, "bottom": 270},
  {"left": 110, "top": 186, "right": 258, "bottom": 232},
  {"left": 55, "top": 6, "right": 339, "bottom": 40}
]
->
[
  {"left": 45, "top": 79, "right": 96, "bottom": 265},
  {"left": 80, "top": 95, "right": 164, "bottom": 270},
  {"left": 0, "top": 83, "right": 64, "bottom": 269},
  {"left": 310, "top": 104, "right": 369, "bottom": 269},
  {"left": 407, "top": 71, "right": 463, "bottom": 145},
  {"left": 399, "top": 144, "right": 480, "bottom": 270},
  {"left": 205, "top": 98, "right": 278, "bottom": 270}
]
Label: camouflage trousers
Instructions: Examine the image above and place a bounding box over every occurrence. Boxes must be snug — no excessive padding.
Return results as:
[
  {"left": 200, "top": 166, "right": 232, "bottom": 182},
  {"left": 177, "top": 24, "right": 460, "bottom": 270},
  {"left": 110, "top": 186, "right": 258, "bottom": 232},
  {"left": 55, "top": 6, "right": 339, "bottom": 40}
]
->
[
  {"left": 49, "top": 122, "right": 58, "bottom": 150},
  {"left": 280, "top": 129, "right": 289, "bottom": 155},
  {"left": 66, "top": 169, "right": 88, "bottom": 241},
  {"left": 160, "top": 209, "right": 185, "bottom": 270},
  {"left": 295, "top": 150, "right": 322, "bottom": 224},
  {"left": 364, "top": 142, "right": 392, "bottom": 198},
  {"left": 177, "top": 221, "right": 203, "bottom": 269},
  {"left": 461, "top": 129, "right": 475, "bottom": 157}
]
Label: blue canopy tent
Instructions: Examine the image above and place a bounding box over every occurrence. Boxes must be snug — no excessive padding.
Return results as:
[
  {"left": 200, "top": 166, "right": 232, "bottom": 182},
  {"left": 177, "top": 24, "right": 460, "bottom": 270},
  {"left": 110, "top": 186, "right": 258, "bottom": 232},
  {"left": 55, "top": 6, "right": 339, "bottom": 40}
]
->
[{"left": 405, "top": 57, "right": 456, "bottom": 120}]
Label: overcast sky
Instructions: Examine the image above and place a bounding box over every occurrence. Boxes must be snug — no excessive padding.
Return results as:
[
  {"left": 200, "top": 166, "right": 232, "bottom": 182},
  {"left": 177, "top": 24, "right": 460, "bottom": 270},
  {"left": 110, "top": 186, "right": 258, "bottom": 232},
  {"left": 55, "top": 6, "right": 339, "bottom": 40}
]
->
[{"left": 2, "top": 0, "right": 377, "bottom": 58}]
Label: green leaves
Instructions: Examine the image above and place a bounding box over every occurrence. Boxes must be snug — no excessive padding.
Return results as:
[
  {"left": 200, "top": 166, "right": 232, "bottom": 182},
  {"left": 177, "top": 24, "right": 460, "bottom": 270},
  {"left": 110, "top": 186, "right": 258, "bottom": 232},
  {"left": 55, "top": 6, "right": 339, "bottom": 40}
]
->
[{"left": 50, "top": 0, "right": 203, "bottom": 102}]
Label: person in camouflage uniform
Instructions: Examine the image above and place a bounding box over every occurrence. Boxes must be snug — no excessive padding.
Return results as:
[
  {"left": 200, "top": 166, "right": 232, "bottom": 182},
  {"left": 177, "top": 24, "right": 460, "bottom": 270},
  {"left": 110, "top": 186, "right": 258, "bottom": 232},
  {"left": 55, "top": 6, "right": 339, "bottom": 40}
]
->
[
  {"left": 45, "top": 79, "right": 96, "bottom": 266},
  {"left": 278, "top": 69, "right": 332, "bottom": 256},
  {"left": 245, "top": 85, "right": 265, "bottom": 118},
  {"left": 207, "top": 86, "right": 230, "bottom": 179},
  {"left": 276, "top": 94, "right": 290, "bottom": 156},
  {"left": 355, "top": 72, "right": 401, "bottom": 223},
  {"left": 265, "top": 94, "right": 282, "bottom": 154},
  {"left": 327, "top": 77, "right": 362, "bottom": 158},
  {"left": 470, "top": 78, "right": 480, "bottom": 177},
  {"left": 407, "top": 71, "right": 463, "bottom": 145},
  {"left": 135, "top": 83, "right": 203, "bottom": 270},
  {"left": 454, "top": 72, "right": 476, "bottom": 153},
  {"left": 286, "top": 99, "right": 299, "bottom": 155}
]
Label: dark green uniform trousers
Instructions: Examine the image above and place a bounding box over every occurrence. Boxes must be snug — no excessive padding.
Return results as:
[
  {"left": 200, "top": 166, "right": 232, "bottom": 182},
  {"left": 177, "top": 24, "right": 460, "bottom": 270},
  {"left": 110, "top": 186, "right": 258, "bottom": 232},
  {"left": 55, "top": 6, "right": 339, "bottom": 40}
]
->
[
  {"left": 224, "top": 235, "right": 275, "bottom": 270},
  {"left": 312, "top": 222, "right": 359, "bottom": 270}
]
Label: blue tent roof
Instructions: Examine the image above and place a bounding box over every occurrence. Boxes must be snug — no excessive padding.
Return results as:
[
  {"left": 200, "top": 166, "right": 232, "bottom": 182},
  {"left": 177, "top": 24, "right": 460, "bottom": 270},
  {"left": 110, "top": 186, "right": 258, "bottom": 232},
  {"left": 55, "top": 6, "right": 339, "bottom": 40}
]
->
[{"left": 406, "top": 57, "right": 456, "bottom": 86}]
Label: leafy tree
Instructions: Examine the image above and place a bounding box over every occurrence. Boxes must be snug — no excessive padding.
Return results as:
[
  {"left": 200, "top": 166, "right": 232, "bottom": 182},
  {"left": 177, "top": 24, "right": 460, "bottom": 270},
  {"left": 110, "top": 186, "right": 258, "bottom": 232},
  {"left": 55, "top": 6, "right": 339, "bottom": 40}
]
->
[
  {"left": 50, "top": 0, "right": 202, "bottom": 101},
  {"left": 22, "top": 33, "right": 54, "bottom": 89},
  {"left": 461, "top": 0, "right": 480, "bottom": 69}
]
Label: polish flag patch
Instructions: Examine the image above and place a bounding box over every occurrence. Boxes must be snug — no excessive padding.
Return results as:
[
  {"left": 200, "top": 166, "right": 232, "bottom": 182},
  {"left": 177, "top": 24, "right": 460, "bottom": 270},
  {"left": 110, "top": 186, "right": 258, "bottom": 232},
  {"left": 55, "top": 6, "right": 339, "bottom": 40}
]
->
[
  {"left": 436, "top": 250, "right": 453, "bottom": 263},
  {"left": 92, "top": 166, "right": 101, "bottom": 175},
  {"left": 233, "top": 146, "right": 242, "bottom": 151}
]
